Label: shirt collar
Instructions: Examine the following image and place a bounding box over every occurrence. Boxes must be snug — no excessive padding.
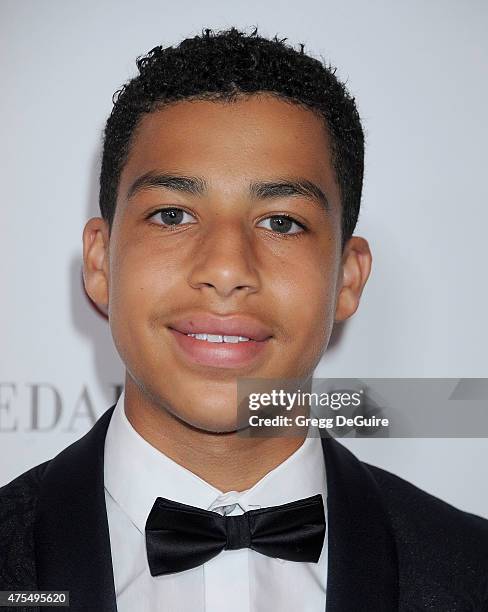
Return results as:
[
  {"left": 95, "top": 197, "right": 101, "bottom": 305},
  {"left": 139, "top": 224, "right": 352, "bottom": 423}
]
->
[{"left": 104, "top": 389, "right": 327, "bottom": 533}]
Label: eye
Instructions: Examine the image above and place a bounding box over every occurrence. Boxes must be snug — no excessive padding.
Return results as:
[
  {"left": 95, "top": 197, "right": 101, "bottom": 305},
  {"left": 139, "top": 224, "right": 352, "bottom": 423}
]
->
[
  {"left": 257, "top": 215, "right": 306, "bottom": 235},
  {"left": 148, "top": 207, "right": 197, "bottom": 227}
]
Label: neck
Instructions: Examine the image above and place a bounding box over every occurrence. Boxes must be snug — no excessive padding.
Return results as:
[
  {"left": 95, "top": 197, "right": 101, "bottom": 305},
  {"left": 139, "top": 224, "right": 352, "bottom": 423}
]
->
[{"left": 123, "top": 376, "right": 306, "bottom": 492}]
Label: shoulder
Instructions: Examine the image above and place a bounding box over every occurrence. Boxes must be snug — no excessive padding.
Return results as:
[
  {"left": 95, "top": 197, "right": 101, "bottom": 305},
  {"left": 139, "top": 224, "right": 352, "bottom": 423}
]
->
[
  {"left": 0, "top": 460, "right": 51, "bottom": 503},
  {"left": 365, "top": 462, "right": 488, "bottom": 608},
  {"left": 365, "top": 461, "right": 488, "bottom": 544},
  {"left": 0, "top": 460, "right": 51, "bottom": 589}
]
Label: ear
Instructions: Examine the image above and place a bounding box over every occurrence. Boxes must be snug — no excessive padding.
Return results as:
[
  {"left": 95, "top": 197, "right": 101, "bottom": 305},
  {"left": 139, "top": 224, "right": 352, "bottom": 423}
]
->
[
  {"left": 82, "top": 217, "right": 110, "bottom": 310},
  {"left": 334, "top": 236, "right": 372, "bottom": 322}
]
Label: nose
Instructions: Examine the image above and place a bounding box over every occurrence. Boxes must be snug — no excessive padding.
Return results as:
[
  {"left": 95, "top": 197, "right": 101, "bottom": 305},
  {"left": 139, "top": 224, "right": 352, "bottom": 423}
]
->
[{"left": 187, "top": 221, "right": 260, "bottom": 298}]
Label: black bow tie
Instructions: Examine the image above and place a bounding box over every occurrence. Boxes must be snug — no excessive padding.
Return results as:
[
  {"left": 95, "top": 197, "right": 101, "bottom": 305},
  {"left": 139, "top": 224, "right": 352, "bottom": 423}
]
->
[{"left": 145, "top": 494, "right": 326, "bottom": 576}]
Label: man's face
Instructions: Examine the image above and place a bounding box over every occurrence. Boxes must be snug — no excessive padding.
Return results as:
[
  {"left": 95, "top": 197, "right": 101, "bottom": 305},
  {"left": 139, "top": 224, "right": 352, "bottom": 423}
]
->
[{"left": 85, "top": 94, "right": 369, "bottom": 432}]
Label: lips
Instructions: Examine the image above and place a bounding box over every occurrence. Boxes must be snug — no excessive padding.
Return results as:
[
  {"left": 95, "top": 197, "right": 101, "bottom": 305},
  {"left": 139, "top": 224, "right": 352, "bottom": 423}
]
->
[
  {"left": 166, "top": 313, "right": 273, "bottom": 369},
  {"left": 168, "top": 313, "right": 273, "bottom": 342}
]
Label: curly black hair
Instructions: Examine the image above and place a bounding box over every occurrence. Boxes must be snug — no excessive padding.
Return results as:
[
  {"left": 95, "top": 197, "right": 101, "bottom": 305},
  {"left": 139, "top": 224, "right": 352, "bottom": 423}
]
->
[{"left": 100, "top": 26, "right": 364, "bottom": 246}]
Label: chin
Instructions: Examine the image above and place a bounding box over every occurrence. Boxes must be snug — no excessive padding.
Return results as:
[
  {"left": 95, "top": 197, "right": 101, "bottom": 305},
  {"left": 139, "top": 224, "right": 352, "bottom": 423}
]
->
[
  {"left": 163, "top": 388, "right": 243, "bottom": 432},
  {"left": 172, "top": 407, "right": 248, "bottom": 435}
]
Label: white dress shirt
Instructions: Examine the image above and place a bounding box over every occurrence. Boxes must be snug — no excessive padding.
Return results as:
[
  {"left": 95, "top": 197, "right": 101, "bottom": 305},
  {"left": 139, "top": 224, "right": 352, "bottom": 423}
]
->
[{"left": 104, "top": 390, "right": 328, "bottom": 612}]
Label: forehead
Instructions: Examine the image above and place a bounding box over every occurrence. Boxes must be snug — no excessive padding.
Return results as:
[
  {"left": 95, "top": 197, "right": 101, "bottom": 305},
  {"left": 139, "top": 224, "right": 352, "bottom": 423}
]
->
[{"left": 119, "top": 94, "right": 339, "bottom": 202}]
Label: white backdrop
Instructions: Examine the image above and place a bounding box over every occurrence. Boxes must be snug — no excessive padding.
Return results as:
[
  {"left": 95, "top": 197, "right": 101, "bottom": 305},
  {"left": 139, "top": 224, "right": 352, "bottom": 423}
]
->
[{"left": 1, "top": 0, "right": 487, "bottom": 518}]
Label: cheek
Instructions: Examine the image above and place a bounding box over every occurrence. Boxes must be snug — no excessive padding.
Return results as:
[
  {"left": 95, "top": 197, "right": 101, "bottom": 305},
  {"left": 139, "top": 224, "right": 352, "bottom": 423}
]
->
[
  {"left": 271, "top": 250, "right": 340, "bottom": 371},
  {"left": 110, "top": 238, "right": 181, "bottom": 307},
  {"left": 107, "top": 242, "right": 177, "bottom": 356},
  {"left": 286, "top": 240, "right": 338, "bottom": 311},
  {"left": 293, "top": 278, "right": 336, "bottom": 341}
]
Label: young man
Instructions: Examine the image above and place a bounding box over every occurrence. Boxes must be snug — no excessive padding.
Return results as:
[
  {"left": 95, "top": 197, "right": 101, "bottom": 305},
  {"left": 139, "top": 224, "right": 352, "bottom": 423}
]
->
[{"left": 1, "top": 27, "right": 487, "bottom": 612}]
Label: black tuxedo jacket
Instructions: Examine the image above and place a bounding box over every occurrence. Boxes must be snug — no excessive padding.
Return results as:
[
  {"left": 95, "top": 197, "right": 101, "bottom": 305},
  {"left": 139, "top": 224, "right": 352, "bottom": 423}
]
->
[{"left": 1, "top": 405, "right": 487, "bottom": 612}]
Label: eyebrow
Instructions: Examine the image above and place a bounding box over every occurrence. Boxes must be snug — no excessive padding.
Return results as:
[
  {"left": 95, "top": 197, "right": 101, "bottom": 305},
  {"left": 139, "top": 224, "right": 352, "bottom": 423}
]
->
[
  {"left": 249, "top": 179, "right": 330, "bottom": 213},
  {"left": 127, "top": 173, "right": 206, "bottom": 199},
  {"left": 127, "top": 172, "right": 330, "bottom": 213}
]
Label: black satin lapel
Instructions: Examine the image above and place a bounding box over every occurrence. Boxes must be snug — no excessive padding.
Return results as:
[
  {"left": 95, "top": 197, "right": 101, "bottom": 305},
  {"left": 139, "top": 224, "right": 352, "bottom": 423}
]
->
[
  {"left": 34, "top": 405, "right": 117, "bottom": 612},
  {"left": 322, "top": 437, "right": 399, "bottom": 612}
]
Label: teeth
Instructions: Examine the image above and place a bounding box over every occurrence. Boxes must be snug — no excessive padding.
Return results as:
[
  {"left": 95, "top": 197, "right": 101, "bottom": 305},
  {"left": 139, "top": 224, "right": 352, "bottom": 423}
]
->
[
  {"left": 207, "top": 334, "right": 223, "bottom": 343},
  {"left": 186, "top": 333, "right": 251, "bottom": 343}
]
